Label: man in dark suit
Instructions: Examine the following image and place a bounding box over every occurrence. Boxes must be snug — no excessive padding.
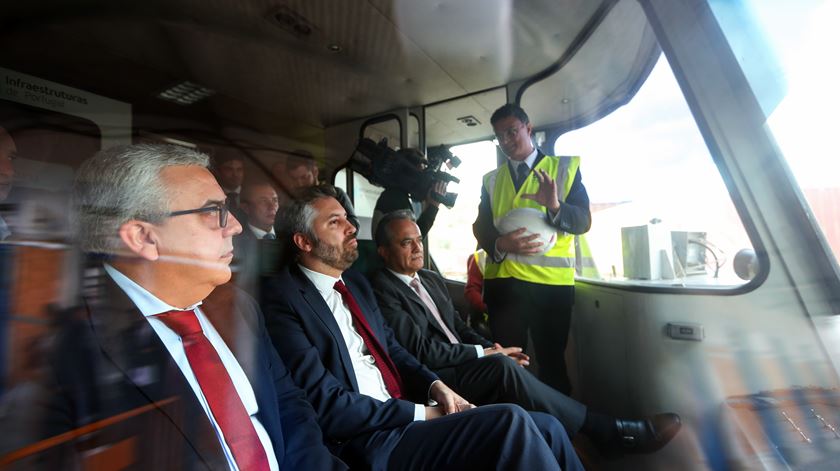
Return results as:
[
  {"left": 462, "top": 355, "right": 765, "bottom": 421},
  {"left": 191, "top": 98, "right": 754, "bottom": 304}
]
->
[
  {"left": 261, "top": 184, "right": 584, "bottom": 471},
  {"left": 372, "top": 210, "right": 682, "bottom": 454},
  {"left": 232, "top": 181, "right": 281, "bottom": 295},
  {"left": 42, "top": 144, "right": 345, "bottom": 470}
]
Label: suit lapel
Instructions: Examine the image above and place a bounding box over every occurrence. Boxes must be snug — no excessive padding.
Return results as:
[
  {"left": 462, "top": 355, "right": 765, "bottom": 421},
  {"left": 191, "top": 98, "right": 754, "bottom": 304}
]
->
[
  {"left": 291, "top": 265, "right": 361, "bottom": 392},
  {"left": 417, "top": 271, "right": 460, "bottom": 338},
  {"left": 87, "top": 275, "right": 227, "bottom": 468},
  {"left": 386, "top": 270, "right": 458, "bottom": 341}
]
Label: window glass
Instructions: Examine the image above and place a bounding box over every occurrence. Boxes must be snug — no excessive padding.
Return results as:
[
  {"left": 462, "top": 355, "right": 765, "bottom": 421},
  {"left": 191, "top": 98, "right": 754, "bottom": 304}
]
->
[
  {"left": 744, "top": 0, "right": 840, "bottom": 265},
  {"left": 427, "top": 141, "right": 498, "bottom": 281},
  {"left": 333, "top": 167, "right": 381, "bottom": 221},
  {"left": 554, "top": 55, "right": 755, "bottom": 287}
]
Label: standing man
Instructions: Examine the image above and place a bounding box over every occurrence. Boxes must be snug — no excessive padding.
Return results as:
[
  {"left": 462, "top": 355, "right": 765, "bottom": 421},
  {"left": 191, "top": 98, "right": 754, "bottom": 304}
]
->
[
  {"left": 0, "top": 126, "right": 17, "bottom": 240},
  {"left": 213, "top": 153, "right": 246, "bottom": 216},
  {"left": 57, "top": 144, "right": 345, "bottom": 470},
  {"left": 373, "top": 211, "right": 681, "bottom": 454},
  {"left": 473, "top": 104, "right": 590, "bottom": 394},
  {"left": 261, "top": 185, "right": 583, "bottom": 471}
]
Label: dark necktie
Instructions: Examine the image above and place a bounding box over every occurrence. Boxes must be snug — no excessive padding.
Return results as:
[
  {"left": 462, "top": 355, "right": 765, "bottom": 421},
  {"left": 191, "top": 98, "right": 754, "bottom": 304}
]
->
[
  {"left": 515, "top": 163, "right": 530, "bottom": 190},
  {"left": 226, "top": 192, "right": 239, "bottom": 211},
  {"left": 333, "top": 281, "right": 405, "bottom": 399},
  {"left": 154, "top": 309, "right": 270, "bottom": 471},
  {"left": 262, "top": 233, "right": 276, "bottom": 240},
  {"left": 409, "top": 278, "right": 459, "bottom": 343}
]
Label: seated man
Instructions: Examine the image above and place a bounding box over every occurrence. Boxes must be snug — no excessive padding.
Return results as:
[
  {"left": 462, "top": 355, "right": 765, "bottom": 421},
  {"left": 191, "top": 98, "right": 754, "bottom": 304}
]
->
[
  {"left": 52, "top": 144, "right": 345, "bottom": 470},
  {"left": 232, "top": 181, "right": 282, "bottom": 293},
  {"left": 371, "top": 210, "right": 681, "bottom": 454},
  {"left": 261, "top": 185, "right": 583, "bottom": 471}
]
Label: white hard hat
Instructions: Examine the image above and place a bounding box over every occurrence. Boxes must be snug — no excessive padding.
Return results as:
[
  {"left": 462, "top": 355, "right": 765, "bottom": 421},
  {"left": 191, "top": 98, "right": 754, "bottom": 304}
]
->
[{"left": 496, "top": 207, "right": 557, "bottom": 255}]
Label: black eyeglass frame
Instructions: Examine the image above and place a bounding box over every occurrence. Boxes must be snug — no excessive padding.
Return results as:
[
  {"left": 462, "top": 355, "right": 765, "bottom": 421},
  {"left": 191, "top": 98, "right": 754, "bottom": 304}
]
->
[{"left": 167, "top": 203, "right": 229, "bottom": 228}]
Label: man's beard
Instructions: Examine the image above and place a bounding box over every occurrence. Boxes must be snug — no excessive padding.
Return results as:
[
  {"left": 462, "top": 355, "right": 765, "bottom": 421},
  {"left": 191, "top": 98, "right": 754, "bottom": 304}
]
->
[{"left": 313, "top": 234, "right": 359, "bottom": 271}]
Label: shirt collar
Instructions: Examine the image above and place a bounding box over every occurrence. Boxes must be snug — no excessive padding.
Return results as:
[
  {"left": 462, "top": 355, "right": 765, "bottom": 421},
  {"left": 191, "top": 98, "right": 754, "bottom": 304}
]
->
[
  {"left": 508, "top": 146, "right": 538, "bottom": 169},
  {"left": 387, "top": 268, "right": 419, "bottom": 288},
  {"left": 104, "top": 263, "right": 202, "bottom": 317},
  {"left": 298, "top": 264, "right": 343, "bottom": 297},
  {"left": 248, "top": 224, "right": 275, "bottom": 239}
]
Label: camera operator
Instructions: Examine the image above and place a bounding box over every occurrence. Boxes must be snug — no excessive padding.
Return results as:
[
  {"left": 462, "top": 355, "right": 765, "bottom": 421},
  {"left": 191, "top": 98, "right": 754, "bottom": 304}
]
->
[{"left": 370, "top": 148, "right": 447, "bottom": 237}]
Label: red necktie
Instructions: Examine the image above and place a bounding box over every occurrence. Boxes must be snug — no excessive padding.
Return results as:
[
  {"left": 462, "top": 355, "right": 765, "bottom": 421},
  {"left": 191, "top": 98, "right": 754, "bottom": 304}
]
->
[
  {"left": 333, "top": 281, "right": 405, "bottom": 399},
  {"left": 155, "top": 309, "right": 270, "bottom": 471}
]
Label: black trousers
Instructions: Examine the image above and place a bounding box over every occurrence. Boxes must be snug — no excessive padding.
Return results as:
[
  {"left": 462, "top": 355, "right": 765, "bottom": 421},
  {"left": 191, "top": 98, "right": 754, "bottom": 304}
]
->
[
  {"left": 440, "top": 353, "right": 587, "bottom": 436},
  {"left": 484, "top": 277, "right": 575, "bottom": 395},
  {"left": 346, "top": 405, "right": 583, "bottom": 471}
]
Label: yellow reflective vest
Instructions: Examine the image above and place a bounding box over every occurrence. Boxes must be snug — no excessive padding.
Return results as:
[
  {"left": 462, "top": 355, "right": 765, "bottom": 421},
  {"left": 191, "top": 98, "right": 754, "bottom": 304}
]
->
[{"left": 482, "top": 155, "right": 579, "bottom": 286}]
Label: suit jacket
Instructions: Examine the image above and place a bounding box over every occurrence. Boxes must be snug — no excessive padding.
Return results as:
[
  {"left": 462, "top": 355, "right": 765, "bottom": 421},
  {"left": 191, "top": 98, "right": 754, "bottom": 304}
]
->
[
  {"left": 260, "top": 265, "right": 438, "bottom": 455},
  {"left": 38, "top": 274, "right": 343, "bottom": 470},
  {"left": 473, "top": 151, "right": 591, "bottom": 263},
  {"left": 371, "top": 269, "right": 492, "bottom": 377}
]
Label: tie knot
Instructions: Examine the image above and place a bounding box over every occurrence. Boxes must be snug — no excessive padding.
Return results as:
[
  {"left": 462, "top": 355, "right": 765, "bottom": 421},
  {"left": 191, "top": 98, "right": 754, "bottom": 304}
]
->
[
  {"left": 333, "top": 280, "right": 349, "bottom": 296},
  {"left": 155, "top": 309, "right": 202, "bottom": 338},
  {"left": 262, "top": 233, "right": 276, "bottom": 240},
  {"left": 409, "top": 278, "right": 421, "bottom": 290}
]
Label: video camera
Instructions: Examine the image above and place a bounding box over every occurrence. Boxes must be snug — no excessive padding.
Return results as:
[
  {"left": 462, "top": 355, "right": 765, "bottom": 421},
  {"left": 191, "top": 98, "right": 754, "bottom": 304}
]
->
[{"left": 348, "top": 138, "right": 461, "bottom": 208}]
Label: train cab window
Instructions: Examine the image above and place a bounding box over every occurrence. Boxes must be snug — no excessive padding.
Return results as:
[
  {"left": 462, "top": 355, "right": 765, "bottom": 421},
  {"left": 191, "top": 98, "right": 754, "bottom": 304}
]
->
[
  {"left": 552, "top": 54, "right": 756, "bottom": 288},
  {"left": 748, "top": 0, "right": 840, "bottom": 267},
  {"left": 423, "top": 88, "right": 505, "bottom": 281}
]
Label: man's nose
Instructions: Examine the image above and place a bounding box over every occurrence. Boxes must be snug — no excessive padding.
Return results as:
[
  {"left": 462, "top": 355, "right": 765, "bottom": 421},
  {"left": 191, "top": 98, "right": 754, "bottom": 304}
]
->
[
  {"left": 225, "top": 212, "right": 243, "bottom": 236},
  {"left": 344, "top": 218, "right": 357, "bottom": 235}
]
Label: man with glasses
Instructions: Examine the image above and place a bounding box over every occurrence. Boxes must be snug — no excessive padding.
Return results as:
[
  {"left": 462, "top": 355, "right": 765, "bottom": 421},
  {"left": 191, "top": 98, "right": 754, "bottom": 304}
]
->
[
  {"left": 473, "top": 104, "right": 589, "bottom": 397},
  {"left": 41, "top": 144, "right": 345, "bottom": 469}
]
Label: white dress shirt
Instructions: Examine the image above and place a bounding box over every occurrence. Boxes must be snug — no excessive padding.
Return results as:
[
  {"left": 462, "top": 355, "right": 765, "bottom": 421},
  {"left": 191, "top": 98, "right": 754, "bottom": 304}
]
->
[
  {"left": 387, "top": 269, "right": 484, "bottom": 358},
  {"left": 248, "top": 224, "right": 276, "bottom": 240},
  {"left": 298, "top": 265, "right": 426, "bottom": 421},
  {"left": 104, "top": 264, "right": 278, "bottom": 471}
]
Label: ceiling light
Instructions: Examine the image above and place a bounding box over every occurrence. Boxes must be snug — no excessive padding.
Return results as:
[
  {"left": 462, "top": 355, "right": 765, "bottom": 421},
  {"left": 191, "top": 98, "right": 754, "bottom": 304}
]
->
[{"left": 156, "top": 81, "right": 215, "bottom": 105}]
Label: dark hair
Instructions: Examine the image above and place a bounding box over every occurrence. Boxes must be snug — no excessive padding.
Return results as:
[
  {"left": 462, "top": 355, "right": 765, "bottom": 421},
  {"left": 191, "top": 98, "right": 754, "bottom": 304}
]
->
[
  {"left": 490, "top": 104, "right": 530, "bottom": 127},
  {"left": 374, "top": 209, "right": 416, "bottom": 247},
  {"left": 277, "top": 184, "right": 339, "bottom": 253}
]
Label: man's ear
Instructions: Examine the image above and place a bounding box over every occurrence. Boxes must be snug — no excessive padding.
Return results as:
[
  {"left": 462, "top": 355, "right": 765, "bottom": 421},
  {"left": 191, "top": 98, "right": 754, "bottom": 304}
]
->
[
  {"left": 292, "top": 232, "right": 313, "bottom": 254},
  {"left": 377, "top": 245, "right": 388, "bottom": 262},
  {"left": 118, "top": 220, "right": 160, "bottom": 261}
]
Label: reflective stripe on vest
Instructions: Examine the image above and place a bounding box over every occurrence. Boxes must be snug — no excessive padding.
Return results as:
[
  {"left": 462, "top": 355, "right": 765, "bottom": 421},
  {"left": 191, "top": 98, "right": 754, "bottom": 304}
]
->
[
  {"left": 575, "top": 234, "right": 600, "bottom": 279},
  {"left": 482, "top": 155, "right": 580, "bottom": 286},
  {"left": 474, "top": 250, "right": 487, "bottom": 276}
]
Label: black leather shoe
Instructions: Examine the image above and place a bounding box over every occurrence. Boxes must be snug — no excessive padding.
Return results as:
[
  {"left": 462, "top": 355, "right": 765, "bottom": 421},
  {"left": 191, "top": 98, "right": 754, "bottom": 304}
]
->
[{"left": 614, "top": 413, "right": 681, "bottom": 454}]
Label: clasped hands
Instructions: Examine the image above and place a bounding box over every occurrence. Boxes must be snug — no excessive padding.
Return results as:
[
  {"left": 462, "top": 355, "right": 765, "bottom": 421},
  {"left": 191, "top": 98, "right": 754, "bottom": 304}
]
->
[{"left": 483, "top": 342, "right": 530, "bottom": 366}]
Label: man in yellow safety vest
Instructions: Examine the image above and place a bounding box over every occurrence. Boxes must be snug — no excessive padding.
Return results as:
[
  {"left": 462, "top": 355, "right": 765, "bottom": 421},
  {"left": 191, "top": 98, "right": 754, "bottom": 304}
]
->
[{"left": 473, "top": 104, "right": 590, "bottom": 395}]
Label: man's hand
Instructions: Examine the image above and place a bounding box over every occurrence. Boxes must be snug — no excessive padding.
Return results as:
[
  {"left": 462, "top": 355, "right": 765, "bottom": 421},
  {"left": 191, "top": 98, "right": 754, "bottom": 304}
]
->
[
  {"left": 521, "top": 169, "right": 560, "bottom": 213},
  {"left": 483, "top": 342, "right": 530, "bottom": 366},
  {"left": 496, "top": 227, "right": 543, "bottom": 255},
  {"left": 428, "top": 380, "right": 474, "bottom": 417},
  {"left": 425, "top": 180, "right": 448, "bottom": 208}
]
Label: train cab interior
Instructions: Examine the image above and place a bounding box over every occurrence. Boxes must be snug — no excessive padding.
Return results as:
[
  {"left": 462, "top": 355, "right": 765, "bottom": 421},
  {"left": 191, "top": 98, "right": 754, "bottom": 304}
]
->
[{"left": 2, "top": 0, "right": 840, "bottom": 469}]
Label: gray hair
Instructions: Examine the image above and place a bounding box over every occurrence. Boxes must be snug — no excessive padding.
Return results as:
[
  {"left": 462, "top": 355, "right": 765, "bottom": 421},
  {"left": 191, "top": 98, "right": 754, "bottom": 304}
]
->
[
  {"left": 374, "top": 209, "right": 417, "bottom": 247},
  {"left": 278, "top": 184, "right": 339, "bottom": 253},
  {"left": 73, "top": 143, "right": 210, "bottom": 253}
]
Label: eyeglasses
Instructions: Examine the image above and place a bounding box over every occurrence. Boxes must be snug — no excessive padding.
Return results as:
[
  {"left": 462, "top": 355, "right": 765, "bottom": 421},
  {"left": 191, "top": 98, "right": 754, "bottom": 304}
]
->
[
  {"left": 167, "top": 202, "right": 229, "bottom": 228},
  {"left": 494, "top": 125, "right": 524, "bottom": 142}
]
